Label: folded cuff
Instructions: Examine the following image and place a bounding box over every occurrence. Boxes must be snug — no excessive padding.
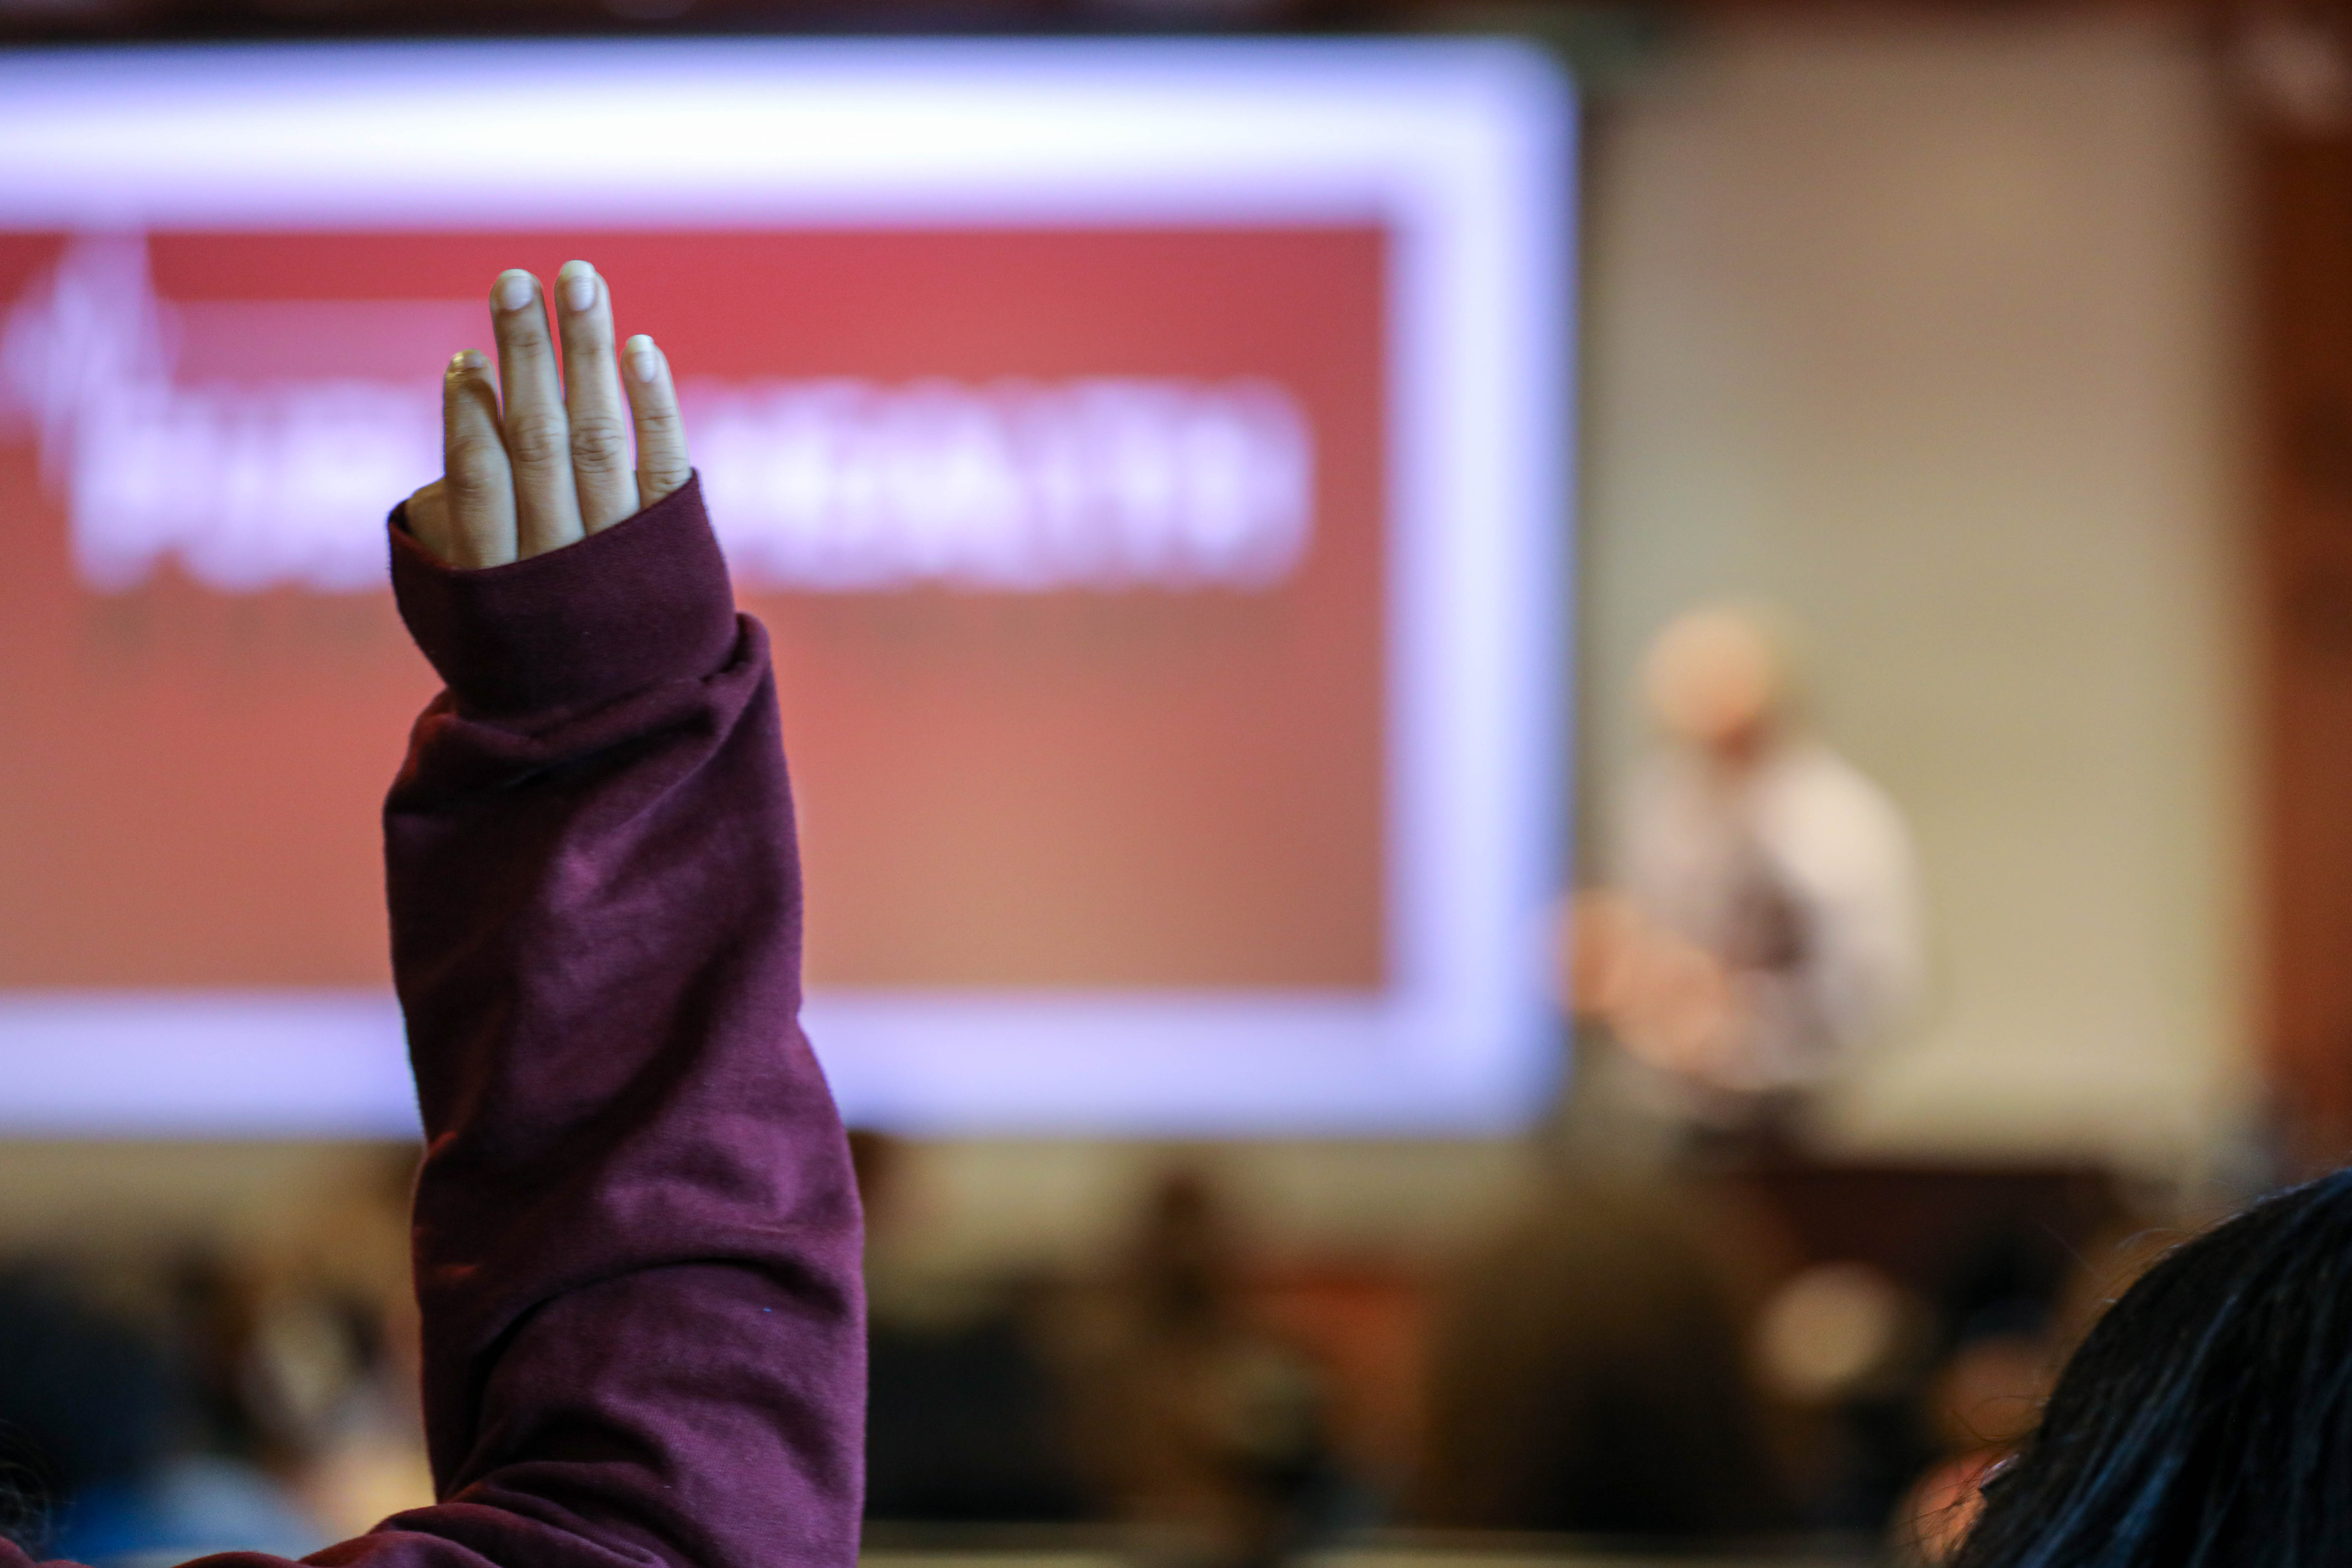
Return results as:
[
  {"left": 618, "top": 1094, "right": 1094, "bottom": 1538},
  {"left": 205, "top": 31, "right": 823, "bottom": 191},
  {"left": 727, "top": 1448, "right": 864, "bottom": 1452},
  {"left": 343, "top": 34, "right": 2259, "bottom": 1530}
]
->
[{"left": 388, "top": 474, "right": 737, "bottom": 723}]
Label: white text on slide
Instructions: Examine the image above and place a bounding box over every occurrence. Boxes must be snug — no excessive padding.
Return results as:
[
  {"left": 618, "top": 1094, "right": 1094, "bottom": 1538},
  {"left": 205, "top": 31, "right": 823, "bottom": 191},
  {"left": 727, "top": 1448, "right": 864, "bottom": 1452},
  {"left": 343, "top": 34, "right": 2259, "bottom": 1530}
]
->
[{"left": 0, "top": 237, "right": 1317, "bottom": 594}]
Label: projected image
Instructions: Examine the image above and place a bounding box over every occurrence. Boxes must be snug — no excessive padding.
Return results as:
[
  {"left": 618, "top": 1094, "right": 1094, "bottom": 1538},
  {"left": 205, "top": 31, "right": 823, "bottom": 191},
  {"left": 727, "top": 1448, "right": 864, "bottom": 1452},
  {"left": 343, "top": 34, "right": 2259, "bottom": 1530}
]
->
[
  {"left": 0, "top": 44, "right": 1568, "bottom": 1134},
  {"left": 0, "top": 222, "right": 1381, "bottom": 991}
]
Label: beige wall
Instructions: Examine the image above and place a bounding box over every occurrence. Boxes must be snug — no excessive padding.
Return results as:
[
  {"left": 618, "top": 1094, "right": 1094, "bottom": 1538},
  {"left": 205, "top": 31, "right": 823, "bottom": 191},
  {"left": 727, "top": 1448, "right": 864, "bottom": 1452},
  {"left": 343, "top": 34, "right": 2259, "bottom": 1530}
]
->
[{"left": 1579, "top": 14, "right": 2256, "bottom": 1174}]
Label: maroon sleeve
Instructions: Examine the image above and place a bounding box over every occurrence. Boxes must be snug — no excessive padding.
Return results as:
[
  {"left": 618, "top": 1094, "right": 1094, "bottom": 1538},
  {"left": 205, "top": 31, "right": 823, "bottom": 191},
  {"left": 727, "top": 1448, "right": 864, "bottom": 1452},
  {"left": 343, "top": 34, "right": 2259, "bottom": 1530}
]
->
[
  {"left": 0, "top": 476, "right": 866, "bottom": 1568},
  {"left": 370, "top": 471, "right": 866, "bottom": 1565}
]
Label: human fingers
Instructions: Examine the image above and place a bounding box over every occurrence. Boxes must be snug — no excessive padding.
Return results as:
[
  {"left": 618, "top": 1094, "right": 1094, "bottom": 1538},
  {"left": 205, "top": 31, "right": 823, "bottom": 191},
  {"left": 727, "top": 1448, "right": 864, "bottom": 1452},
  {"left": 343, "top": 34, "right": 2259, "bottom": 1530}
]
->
[
  {"left": 622, "top": 333, "right": 690, "bottom": 508},
  {"left": 553, "top": 259, "right": 640, "bottom": 533},
  {"left": 405, "top": 480, "right": 453, "bottom": 564},
  {"left": 488, "top": 270, "right": 585, "bottom": 560},
  {"left": 434, "top": 349, "right": 518, "bottom": 569}
]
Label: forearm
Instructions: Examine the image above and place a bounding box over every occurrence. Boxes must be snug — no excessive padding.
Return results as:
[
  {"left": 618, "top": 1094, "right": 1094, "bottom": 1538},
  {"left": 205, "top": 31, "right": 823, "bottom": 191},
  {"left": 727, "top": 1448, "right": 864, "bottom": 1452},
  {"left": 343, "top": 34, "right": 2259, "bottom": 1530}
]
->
[{"left": 382, "top": 476, "right": 864, "bottom": 1567}]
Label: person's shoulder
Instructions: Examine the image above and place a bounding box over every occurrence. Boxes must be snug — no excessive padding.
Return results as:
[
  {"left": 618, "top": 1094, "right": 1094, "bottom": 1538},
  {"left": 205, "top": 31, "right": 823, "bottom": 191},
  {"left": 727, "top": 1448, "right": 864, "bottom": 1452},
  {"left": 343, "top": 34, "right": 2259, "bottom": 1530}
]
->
[
  {"left": 1762, "top": 739, "right": 1900, "bottom": 815},
  {"left": 1755, "top": 740, "right": 1916, "bottom": 871}
]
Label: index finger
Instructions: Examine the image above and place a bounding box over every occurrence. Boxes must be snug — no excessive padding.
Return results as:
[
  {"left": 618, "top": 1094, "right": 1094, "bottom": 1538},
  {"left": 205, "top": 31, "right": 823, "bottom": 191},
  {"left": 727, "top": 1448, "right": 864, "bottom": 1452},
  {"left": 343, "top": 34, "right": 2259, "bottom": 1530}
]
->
[
  {"left": 436, "top": 349, "right": 517, "bottom": 569},
  {"left": 623, "top": 334, "right": 691, "bottom": 508}
]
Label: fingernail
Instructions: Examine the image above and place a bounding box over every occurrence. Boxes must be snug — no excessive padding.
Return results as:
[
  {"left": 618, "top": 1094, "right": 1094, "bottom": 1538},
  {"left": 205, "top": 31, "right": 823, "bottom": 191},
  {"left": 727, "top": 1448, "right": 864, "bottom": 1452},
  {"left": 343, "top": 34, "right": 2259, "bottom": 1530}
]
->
[
  {"left": 558, "top": 260, "right": 596, "bottom": 314},
  {"left": 493, "top": 270, "right": 536, "bottom": 312},
  {"left": 448, "top": 349, "right": 486, "bottom": 374},
  {"left": 625, "top": 334, "right": 661, "bottom": 383}
]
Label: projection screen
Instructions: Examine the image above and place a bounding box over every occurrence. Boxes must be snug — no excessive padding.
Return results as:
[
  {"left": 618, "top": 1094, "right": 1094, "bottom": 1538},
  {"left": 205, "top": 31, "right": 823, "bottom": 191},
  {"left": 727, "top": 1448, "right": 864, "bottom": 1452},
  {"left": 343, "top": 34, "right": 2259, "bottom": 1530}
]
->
[{"left": 0, "top": 39, "right": 1573, "bottom": 1135}]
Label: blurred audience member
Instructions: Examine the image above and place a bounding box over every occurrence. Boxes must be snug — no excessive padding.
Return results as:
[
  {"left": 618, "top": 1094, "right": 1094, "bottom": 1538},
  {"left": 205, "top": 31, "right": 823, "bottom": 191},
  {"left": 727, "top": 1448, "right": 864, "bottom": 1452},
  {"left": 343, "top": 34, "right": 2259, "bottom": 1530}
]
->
[
  {"left": 145, "top": 1150, "right": 431, "bottom": 1543},
  {"left": 1073, "top": 1167, "right": 1352, "bottom": 1567},
  {"left": 1415, "top": 1177, "right": 1792, "bottom": 1539},
  {"left": 1572, "top": 605, "right": 1925, "bottom": 1154},
  {"left": 0, "top": 1262, "right": 319, "bottom": 1564},
  {"left": 263, "top": 1150, "right": 434, "bottom": 1540},
  {"left": 1755, "top": 1258, "right": 1934, "bottom": 1530},
  {"left": 854, "top": 1131, "right": 1088, "bottom": 1526}
]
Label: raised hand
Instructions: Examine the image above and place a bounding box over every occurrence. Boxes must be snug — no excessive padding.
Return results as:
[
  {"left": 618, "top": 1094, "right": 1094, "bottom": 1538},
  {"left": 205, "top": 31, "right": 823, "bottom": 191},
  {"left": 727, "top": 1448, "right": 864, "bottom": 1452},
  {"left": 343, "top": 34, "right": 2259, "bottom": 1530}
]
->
[{"left": 405, "top": 261, "right": 690, "bottom": 569}]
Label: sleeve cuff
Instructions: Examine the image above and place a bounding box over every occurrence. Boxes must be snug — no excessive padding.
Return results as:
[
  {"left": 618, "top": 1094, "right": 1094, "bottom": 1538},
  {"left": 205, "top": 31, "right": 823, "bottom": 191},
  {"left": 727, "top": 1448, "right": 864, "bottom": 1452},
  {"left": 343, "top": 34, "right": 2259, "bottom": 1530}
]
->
[{"left": 387, "top": 474, "right": 739, "bottom": 722}]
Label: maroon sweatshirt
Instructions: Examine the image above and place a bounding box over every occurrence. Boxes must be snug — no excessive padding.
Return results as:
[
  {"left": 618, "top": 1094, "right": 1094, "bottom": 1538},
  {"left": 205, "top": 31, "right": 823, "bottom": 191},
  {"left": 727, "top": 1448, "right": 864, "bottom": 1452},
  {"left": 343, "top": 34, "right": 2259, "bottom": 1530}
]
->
[{"left": 2, "top": 477, "right": 867, "bottom": 1568}]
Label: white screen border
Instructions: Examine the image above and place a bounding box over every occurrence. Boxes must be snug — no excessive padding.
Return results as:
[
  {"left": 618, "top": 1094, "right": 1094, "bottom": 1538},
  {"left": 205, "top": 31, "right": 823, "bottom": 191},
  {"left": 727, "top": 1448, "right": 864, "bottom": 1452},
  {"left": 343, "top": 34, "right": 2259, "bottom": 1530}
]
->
[{"left": 0, "top": 38, "right": 1575, "bottom": 1136}]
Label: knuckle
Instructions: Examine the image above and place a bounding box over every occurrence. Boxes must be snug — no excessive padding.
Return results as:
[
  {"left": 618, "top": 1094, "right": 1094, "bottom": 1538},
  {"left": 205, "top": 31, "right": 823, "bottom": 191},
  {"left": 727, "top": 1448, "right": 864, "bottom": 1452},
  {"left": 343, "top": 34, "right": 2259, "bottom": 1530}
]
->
[
  {"left": 443, "top": 444, "right": 505, "bottom": 501},
  {"left": 640, "top": 460, "right": 691, "bottom": 501},
  {"left": 569, "top": 414, "right": 632, "bottom": 472},
  {"left": 497, "top": 310, "right": 549, "bottom": 350},
  {"left": 636, "top": 403, "right": 683, "bottom": 439},
  {"left": 560, "top": 313, "right": 612, "bottom": 351},
  {"left": 504, "top": 409, "right": 570, "bottom": 470}
]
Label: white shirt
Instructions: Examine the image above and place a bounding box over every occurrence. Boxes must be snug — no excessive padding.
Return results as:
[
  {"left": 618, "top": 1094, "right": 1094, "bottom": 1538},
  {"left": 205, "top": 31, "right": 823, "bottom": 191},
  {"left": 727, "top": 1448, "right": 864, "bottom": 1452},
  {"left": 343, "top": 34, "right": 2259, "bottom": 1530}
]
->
[{"left": 1616, "top": 737, "right": 1925, "bottom": 1098}]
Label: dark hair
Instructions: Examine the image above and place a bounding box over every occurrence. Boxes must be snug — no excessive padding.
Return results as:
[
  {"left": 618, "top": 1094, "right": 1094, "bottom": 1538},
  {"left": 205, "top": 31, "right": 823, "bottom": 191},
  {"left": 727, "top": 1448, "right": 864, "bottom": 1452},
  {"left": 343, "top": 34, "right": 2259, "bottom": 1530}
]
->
[{"left": 1955, "top": 1168, "right": 2352, "bottom": 1568}]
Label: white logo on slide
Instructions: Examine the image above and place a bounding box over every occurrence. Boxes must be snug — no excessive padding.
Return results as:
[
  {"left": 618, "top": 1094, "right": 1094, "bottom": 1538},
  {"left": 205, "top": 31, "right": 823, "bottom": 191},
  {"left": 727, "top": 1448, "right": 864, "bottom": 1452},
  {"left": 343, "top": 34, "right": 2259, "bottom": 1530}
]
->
[{"left": 0, "top": 237, "right": 1316, "bottom": 594}]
